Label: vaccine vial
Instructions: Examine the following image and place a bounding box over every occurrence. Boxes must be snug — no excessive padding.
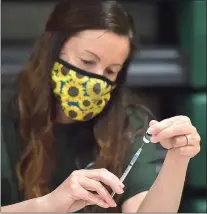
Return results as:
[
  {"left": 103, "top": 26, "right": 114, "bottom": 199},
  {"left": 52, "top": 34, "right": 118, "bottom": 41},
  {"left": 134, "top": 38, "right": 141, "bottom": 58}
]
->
[{"left": 143, "top": 132, "right": 152, "bottom": 143}]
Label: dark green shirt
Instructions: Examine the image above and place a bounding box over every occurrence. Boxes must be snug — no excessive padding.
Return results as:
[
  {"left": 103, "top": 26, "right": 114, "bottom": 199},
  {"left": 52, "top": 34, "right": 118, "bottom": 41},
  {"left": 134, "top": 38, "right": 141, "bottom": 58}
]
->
[{"left": 1, "top": 93, "right": 163, "bottom": 211}]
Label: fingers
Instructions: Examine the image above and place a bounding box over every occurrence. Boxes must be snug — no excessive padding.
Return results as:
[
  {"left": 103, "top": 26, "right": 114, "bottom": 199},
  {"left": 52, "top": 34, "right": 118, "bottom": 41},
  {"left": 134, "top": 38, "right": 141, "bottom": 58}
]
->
[
  {"left": 147, "top": 116, "right": 201, "bottom": 158},
  {"left": 173, "top": 135, "right": 190, "bottom": 148},
  {"left": 148, "top": 116, "right": 191, "bottom": 136},
  {"left": 79, "top": 177, "right": 117, "bottom": 207},
  {"left": 78, "top": 187, "right": 110, "bottom": 208},
  {"left": 150, "top": 123, "right": 194, "bottom": 143},
  {"left": 173, "top": 145, "right": 200, "bottom": 157},
  {"left": 79, "top": 168, "right": 124, "bottom": 194},
  {"left": 159, "top": 135, "right": 189, "bottom": 149},
  {"left": 173, "top": 132, "right": 201, "bottom": 147},
  {"left": 68, "top": 168, "right": 124, "bottom": 209},
  {"left": 68, "top": 180, "right": 110, "bottom": 209}
]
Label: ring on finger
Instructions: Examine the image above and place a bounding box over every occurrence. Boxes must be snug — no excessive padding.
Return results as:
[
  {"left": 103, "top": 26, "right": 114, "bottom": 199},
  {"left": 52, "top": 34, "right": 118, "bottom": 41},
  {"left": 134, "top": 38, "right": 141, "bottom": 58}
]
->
[{"left": 184, "top": 134, "right": 189, "bottom": 146}]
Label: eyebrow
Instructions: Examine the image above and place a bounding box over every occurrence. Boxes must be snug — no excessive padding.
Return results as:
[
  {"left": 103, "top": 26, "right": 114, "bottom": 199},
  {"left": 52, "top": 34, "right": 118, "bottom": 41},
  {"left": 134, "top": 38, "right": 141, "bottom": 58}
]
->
[
  {"left": 84, "top": 50, "right": 100, "bottom": 60},
  {"left": 84, "top": 50, "right": 122, "bottom": 67}
]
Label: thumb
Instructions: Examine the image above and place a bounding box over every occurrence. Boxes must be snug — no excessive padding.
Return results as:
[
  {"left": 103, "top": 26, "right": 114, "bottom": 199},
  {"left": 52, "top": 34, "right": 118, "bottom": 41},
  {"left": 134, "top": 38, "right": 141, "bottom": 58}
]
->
[{"left": 149, "top": 120, "right": 159, "bottom": 127}]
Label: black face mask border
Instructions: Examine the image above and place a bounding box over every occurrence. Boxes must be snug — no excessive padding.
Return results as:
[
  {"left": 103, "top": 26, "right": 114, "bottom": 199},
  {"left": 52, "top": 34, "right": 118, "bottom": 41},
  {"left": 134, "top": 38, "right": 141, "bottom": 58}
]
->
[{"left": 55, "top": 57, "right": 117, "bottom": 86}]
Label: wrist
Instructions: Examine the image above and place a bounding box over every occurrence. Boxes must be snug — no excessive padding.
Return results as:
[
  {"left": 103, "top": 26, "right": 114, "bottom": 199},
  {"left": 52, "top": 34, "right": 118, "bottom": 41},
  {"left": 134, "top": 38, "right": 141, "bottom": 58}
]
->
[
  {"left": 44, "top": 191, "right": 75, "bottom": 212},
  {"left": 166, "top": 149, "right": 190, "bottom": 165},
  {"left": 35, "top": 195, "right": 53, "bottom": 212}
]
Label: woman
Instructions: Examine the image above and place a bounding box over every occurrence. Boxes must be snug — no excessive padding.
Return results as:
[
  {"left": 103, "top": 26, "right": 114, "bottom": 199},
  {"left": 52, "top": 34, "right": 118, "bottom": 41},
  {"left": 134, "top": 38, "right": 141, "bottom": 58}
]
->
[{"left": 1, "top": 0, "right": 201, "bottom": 213}]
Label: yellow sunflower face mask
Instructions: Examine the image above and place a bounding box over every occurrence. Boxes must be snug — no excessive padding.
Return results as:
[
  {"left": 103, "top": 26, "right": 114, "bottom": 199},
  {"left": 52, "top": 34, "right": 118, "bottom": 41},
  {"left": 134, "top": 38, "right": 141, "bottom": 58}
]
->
[{"left": 51, "top": 58, "right": 116, "bottom": 121}]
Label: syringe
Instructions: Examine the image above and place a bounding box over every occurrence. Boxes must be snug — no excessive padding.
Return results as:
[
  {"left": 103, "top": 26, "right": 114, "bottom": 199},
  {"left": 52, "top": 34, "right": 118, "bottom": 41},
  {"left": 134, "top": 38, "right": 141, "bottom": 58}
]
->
[{"left": 111, "top": 132, "right": 152, "bottom": 198}]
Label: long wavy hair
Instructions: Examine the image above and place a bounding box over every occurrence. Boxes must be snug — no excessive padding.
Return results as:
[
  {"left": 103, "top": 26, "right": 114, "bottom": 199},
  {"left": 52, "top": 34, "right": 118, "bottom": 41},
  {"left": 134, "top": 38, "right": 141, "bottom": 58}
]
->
[{"left": 16, "top": 0, "right": 148, "bottom": 212}]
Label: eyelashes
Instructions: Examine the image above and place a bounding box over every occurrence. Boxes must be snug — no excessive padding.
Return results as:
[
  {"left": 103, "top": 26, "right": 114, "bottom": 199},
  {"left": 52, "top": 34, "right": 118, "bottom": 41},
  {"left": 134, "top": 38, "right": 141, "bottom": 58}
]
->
[
  {"left": 106, "top": 68, "right": 115, "bottom": 75},
  {"left": 59, "top": 52, "right": 117, "bottom": 75},
  {"left": 81, "top": 59, "right": 117, "bottom": 75},
  {"left": 81, "top": 59, "right": 96, "bottom": 66}
]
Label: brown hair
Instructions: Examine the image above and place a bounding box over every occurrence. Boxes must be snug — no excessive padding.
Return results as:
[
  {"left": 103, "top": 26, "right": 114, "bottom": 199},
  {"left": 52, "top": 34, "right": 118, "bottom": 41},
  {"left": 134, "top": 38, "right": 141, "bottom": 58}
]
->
[{"left": 16, "top": 0, "right": 147, "bottom": 212}]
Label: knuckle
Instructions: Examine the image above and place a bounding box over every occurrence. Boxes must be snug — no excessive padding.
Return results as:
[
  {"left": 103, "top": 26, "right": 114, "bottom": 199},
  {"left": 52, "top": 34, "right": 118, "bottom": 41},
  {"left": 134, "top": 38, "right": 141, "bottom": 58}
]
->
[
  {"left": 101, "top": 168, "right": 108, "bottom": 173},
  {"left": 71, "top": 170, "right": 79, "bottom": 176},
  {"left": 70, "top": 183, "right": 77, "bottom": 191},
  {"left": 191, "top": 132, "right": 201, "bottom": 143},
  {"left": 198, "top": 135, "right": 201, "bottom": 142},
  {"left": 70, "top": 183, "right": 79, "bottom": 196},
  {"left": 71, "top": 191, "right": 80, "bottom": 199},
  {"left": 171, "top": 124, "right": 176, "bottom": 133},
  {"left": 91, "top": 179, "right": 99, "bottom": 187},
  {"left": 108, "top": 171, "right": 114, "bottom": 178},
  {"left": 197, "top": 146, "right": 201, "bottom": 153},
  {"left": 174, "top": 136, "right": 180, "bottom": 145},
  {"left": 172, "top": 124, "right": 179, "bottom": 135},
  {"left": 84, "top": 190, "right": 90, "bottom": 198},
  {"left": 99, "top": 168, "right": 107, "bottom": 177},
  {"left": 69, "top": 175, "right": 78, "bottom": 184},
  {"left": 184, "top": 122, "right": 191, "bottom": 129},
  {"left": 87, "top": 192, "right": 97, "bottom": 203},
  {"left": 178, "top": 115, "right": 185, "bottom": 120},
  {"left": 186, "top": 121, "right": 192, "bottom": 126},
  {"left": 96, "top": 182, "right": 104, "bottom": 192},
  {"left": 196, "top": 134, "right": 201, "bottom": 142},
  {"left": 182, "top": 115, "right": 191, "bottom": 122},
  {"left": 191, "top": 126, "right": 197, "bottom": 132}
]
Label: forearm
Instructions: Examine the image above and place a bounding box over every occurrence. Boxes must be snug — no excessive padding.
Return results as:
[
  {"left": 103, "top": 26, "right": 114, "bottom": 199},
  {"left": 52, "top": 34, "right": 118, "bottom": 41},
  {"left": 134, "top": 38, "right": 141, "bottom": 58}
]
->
[
  {"left": 137, "top": 150, "right": 189, "bottom": 212},
  {"left": 1, "top": 195, "right": 51, "bottom": 212}
]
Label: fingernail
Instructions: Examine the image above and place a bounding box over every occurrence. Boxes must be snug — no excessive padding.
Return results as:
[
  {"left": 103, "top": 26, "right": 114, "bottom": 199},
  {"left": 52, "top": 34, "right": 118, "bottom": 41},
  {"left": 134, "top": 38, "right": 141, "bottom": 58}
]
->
[
  {"left": 119, "top": 183, "right": 125, "bottom": 188},
  {"left": 112, "top": 201, "right": 117, "bottom": 207},
  {"left": 104, "top": 203, "right": 110, "bottom": 208},
  {"left": 147, "top": 127, "right": 155, "bottom": 135},
  {"left": 150, "top": 136, "right": 158, "bottom": 143},
  {"left": 117, "top": 187, "right": 124, "bottom": 194}
]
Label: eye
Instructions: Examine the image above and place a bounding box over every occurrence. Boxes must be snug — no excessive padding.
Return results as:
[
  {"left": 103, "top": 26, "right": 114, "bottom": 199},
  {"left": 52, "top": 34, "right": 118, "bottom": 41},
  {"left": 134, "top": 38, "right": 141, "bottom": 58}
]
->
[
  {"left": 81, "top": 59, "right": 95, "bottom": 65},
  {"left": 106, "top": 69, "right": 116, "bottom": 75}
]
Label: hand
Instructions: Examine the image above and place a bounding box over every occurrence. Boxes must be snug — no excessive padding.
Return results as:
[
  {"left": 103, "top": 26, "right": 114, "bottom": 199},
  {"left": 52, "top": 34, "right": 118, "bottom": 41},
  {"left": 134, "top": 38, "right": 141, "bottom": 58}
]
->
[
  {"left": 147, "top": 116, "right": 201, "bottom": 158},
  {"left": 45, "top": 168, "right": 124, "bottom": 212}
]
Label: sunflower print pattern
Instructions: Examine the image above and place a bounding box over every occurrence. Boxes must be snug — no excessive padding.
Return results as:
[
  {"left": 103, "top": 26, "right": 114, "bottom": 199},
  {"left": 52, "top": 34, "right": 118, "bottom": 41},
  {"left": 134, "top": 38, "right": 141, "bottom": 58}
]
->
[{"left": 51, "top": 61, "right": 115, "bottom": 121}]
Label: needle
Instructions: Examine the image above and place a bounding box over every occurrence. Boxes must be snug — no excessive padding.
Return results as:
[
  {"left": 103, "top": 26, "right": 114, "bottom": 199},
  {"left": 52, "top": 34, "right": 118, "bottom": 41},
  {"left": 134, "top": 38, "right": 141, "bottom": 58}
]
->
[
  {"left": 111, "top": 141, "right": 146, "bottom": 198},
  {"left": 111, "top": 116, "right": 151, "bottom": 198}
]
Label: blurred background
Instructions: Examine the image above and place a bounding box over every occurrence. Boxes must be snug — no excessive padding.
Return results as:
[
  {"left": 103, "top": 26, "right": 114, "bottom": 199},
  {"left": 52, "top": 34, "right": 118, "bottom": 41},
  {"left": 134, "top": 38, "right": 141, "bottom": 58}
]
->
[{"left": 1, "top": 0, "right": 206, "bottom": 212}]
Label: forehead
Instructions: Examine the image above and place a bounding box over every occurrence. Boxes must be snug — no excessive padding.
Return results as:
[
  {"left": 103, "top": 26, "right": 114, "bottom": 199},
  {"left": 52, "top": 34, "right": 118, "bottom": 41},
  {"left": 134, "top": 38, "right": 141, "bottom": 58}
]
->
[{"left": 62, "top": 30, "right": 130, "bottom": 63}]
